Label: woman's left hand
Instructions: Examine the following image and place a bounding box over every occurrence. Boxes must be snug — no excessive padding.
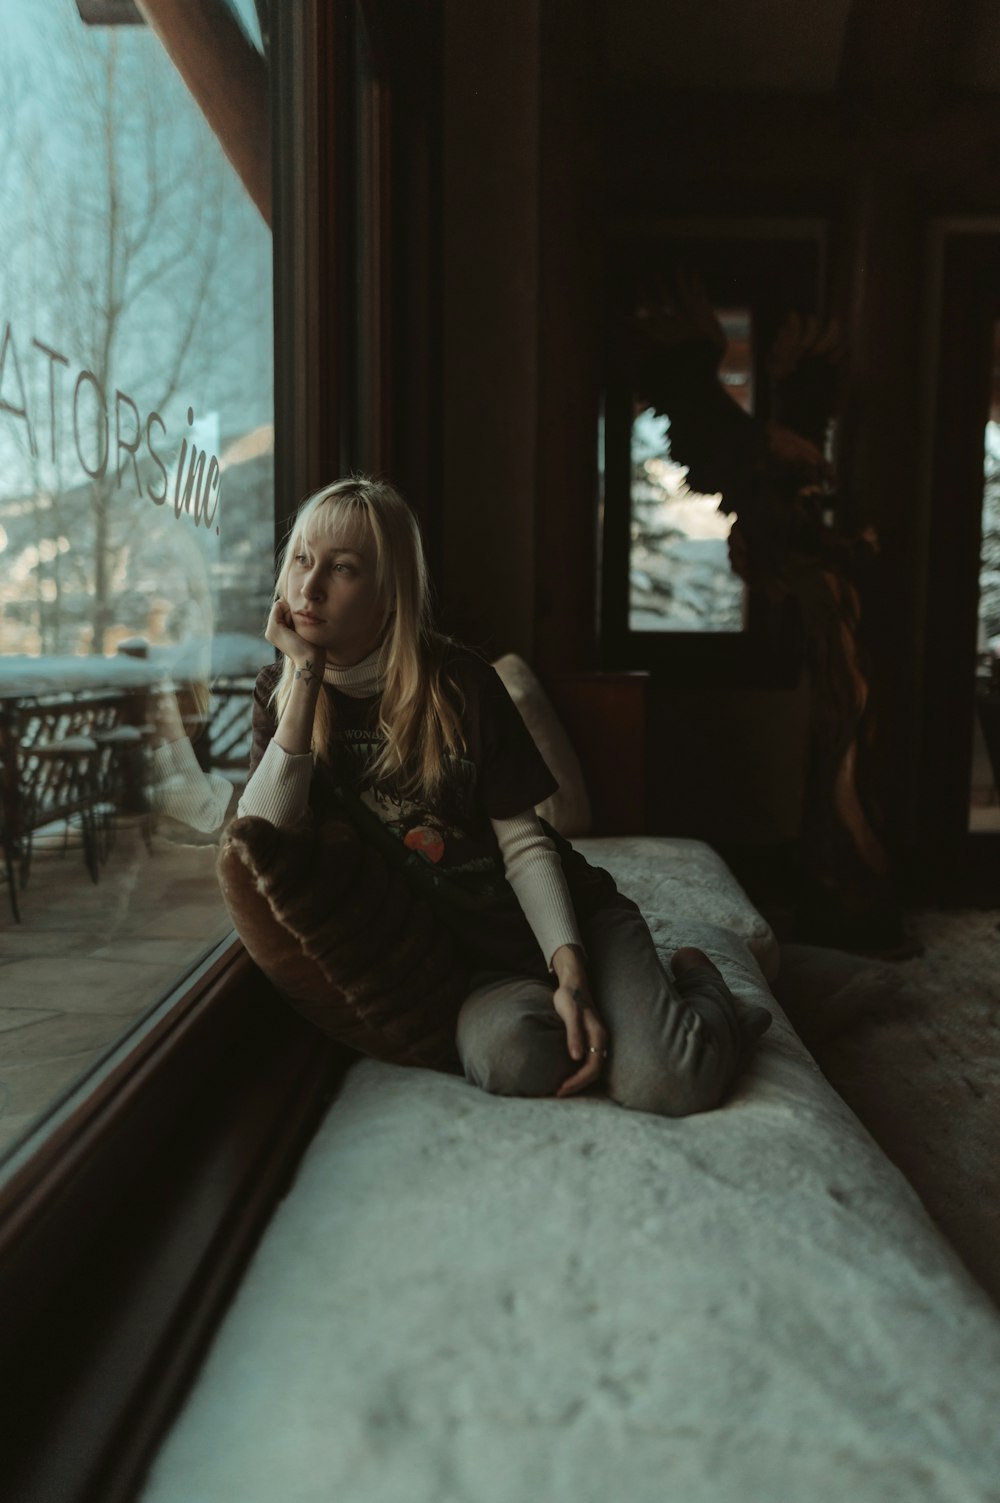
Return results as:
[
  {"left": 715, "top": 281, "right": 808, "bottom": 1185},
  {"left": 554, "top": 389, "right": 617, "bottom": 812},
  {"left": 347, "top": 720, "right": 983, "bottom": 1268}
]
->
[{"left": 549, "top": 945, "right": 609, "bottom": 1098}]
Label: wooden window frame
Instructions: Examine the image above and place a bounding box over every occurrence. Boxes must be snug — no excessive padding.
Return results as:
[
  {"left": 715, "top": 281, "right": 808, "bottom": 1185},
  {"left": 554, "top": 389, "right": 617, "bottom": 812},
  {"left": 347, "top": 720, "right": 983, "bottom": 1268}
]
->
[
  {"left": 0, "top": 940, "right": 343, "bottom": 1503},
  {"left": 917, "top": 223, "right": 1000, "bottom": 888}
]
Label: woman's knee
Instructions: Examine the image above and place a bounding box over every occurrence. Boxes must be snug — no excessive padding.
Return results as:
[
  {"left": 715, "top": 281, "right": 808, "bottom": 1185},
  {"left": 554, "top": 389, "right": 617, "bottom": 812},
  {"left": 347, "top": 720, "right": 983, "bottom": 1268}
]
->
[
  {"left": 614, "top": 1065, "right": 726, "bottom": 1119},
  {"left": 457, "top": 998, "right": 570, "bottom": 1098},
  {"left": 610, "top": 1012, "right": 731, "bottom": 1118}
]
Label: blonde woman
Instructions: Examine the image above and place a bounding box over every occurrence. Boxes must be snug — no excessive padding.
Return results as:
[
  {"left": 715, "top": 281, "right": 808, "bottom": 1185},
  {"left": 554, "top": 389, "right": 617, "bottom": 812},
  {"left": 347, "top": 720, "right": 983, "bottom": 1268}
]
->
[{"left": 237, "top": 476, "right": 770, "bottom": 1114}]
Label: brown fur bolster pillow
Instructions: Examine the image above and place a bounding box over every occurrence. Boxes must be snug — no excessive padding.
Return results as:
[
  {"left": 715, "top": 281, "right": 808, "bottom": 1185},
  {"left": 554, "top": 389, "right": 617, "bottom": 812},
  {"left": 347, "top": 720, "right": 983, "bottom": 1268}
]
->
[{"left": 217, "top": 815, "right": 466, "bottom": 1072}]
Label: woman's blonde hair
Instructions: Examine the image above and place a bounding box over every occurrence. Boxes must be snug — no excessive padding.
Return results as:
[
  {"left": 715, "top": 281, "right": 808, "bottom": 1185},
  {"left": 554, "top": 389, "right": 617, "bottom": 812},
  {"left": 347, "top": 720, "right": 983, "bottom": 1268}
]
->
[{"left": 270, "top": 475, "right": 465, "bottom": 798}]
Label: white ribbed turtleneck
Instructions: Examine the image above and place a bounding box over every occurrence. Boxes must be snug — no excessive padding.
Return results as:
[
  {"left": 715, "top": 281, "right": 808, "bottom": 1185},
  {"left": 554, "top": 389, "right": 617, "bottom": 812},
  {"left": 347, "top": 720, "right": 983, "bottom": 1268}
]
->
[{"left": 323, "top": 645, "right": 387, "bottom": 699}]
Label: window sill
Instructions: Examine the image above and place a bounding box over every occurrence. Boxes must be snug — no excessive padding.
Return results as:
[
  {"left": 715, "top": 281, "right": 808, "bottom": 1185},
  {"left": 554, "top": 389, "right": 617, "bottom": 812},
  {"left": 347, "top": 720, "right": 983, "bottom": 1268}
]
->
[{"left": 0, "top": 934, "right": 345, "bottom": 1503}]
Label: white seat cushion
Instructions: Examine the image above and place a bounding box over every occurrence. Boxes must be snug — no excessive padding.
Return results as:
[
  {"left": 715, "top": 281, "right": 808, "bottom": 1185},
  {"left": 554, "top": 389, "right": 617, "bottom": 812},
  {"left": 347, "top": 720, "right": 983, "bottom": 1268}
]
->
[{"left": 140, "top": 845, "right": 1000, "bottom": 1503}]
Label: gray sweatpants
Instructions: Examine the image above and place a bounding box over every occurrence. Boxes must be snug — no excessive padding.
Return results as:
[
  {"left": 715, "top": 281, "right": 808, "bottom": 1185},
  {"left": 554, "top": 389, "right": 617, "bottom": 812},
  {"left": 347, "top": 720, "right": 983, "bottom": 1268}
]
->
[{"left": 456, "top": 904, "right": 769, "bottom": 1118}]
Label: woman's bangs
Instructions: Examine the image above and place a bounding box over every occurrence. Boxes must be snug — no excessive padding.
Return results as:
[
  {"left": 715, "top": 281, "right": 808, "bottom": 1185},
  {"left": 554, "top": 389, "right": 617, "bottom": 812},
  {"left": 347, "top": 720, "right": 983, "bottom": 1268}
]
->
[{"left": 302, "top": 494, "right": 374, "bottom": 558}]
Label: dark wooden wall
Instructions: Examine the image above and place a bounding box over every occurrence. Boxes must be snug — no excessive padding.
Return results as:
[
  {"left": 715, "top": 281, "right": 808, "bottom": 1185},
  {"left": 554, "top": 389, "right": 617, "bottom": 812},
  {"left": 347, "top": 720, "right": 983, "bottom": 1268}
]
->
[{"left": 385, "top": 0, "right": 1000, "bottom": 868}]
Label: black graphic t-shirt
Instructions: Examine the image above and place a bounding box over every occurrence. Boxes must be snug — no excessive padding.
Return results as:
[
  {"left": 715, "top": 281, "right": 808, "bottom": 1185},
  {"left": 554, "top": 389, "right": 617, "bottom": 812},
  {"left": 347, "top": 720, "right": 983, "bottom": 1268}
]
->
[{"left": 248, "top": 645, "right": 636, "bottom": 980}]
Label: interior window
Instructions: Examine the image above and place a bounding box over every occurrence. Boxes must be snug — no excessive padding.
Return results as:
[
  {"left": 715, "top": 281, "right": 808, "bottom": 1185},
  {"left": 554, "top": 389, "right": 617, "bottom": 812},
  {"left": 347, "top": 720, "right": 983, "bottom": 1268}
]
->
[
  {"left": 0, "top": 0, "right": 273, "bottom": 1163},
  {"left": 629, "top": 308, "right": 750, "bottom": 633},
  {"left": 970, "top": 319, "right": 1000, "bottom": 833},
  {"left": 600, "top": 228, "right": 823, "bottom": 679}
]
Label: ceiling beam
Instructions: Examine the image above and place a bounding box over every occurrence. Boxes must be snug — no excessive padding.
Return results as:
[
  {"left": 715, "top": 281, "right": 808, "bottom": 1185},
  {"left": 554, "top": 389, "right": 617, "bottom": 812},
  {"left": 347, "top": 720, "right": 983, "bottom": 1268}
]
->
[
  {"left": 135, "top": 0, "right": 271, "bottom": 226},
  {"left": 605, "top": 90, "right": 1000, "bottom": 198}
]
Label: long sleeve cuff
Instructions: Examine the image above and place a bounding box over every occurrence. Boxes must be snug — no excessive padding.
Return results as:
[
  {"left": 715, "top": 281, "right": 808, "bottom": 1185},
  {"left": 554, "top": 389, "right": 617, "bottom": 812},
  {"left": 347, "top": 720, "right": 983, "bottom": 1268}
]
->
[
  {"left": 236, "top": 737, "right": 314, "bottom": 828},
  {"left": 149, "top": 736, "right": 236, "bottom": 834},
  {"left": 490, "top": 808, "right": 584, "bottom": 972}
]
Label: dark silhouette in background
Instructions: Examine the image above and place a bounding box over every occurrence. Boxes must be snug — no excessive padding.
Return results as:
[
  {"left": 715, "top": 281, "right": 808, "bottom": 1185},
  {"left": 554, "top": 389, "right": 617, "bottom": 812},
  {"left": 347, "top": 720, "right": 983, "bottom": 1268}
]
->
[{"left": 628, "top": 270, "right": 904, "bottom": 951}]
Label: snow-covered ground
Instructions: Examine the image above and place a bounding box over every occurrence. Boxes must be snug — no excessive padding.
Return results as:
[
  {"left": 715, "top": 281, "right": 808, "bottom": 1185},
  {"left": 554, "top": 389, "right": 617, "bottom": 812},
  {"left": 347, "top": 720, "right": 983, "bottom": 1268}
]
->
[
  {"left": 629, "top": 412, "right": 744, "bottom": 633},
  {"left": 0, "top": 632, "right": 267, "bottom": 698},
  {"left": 980, "top": 424, "right": 1000, "bottom": 652}
]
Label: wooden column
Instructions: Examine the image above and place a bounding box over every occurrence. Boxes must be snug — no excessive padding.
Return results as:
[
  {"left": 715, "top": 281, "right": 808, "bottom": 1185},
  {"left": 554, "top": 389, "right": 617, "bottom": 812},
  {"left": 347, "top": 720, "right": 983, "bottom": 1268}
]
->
[
  {"left": 440, "top": 0, "right": 541, "bottom": 659},
  {"left": 534, "top": 0, "right": 607, "bottom": 677},
  {"left": 832, "top": 0, "right": 967, "bottom": 848}
]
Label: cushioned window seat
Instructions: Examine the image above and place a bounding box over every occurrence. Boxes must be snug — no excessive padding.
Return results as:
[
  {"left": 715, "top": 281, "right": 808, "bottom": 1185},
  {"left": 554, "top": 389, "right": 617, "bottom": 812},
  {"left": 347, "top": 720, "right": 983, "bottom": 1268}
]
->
[{"left": 140, "top": 836, "right": 1000, "bottom": 1503}]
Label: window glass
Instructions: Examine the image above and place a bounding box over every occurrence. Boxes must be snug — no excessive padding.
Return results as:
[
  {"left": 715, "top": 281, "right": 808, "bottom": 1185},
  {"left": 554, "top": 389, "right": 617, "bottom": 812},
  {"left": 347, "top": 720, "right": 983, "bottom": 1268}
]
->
[
  {"left": 628, "top": 309, "right": 750, "bottom": 633},
  {"left": 970, "top": 320, "right": 1000, "bottom": 832},
  {"left": 0, "top": 0, "right": 273, "bottom": 1161}
]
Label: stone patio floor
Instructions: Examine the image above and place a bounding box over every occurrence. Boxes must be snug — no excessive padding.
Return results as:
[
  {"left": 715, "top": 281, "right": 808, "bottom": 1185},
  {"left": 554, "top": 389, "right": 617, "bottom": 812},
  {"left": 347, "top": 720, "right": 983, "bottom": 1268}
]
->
[{"left": 0, "top": 819, "right": 231, "bottom": 1163}]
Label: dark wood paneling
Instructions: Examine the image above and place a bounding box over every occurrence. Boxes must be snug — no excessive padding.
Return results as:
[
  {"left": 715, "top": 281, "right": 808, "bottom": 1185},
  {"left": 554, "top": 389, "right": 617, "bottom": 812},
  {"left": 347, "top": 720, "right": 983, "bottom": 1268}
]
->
[
  {"left": 389, "top": 24, "right": 444, "bottom": 567},
  {"left": 603, "top": 92, "right": 1000, "bottom": 215},
  {"left": 533, "top": 0, "right": 607, "bottom": 677},
  {"left": 439, "top": 0, "right": 541, "bottom": 660},
  {"left": 838, "top": 0, "right": 966, "bottom": 120},
  {"left": 547, "top": 671, "right": 649, "bottom": 835}
]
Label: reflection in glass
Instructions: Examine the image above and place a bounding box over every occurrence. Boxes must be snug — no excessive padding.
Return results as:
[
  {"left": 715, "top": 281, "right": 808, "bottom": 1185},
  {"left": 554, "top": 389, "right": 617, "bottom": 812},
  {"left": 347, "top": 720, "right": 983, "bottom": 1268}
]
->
[
  {"left": 0, "top": 0, "right": 273, "bottom": 1161},
  {"left": 971, "top": 325, "right": 1000, "bottom": 832},
  {"left": 628, "top": 310, "right": 750, "bottom": 634}
]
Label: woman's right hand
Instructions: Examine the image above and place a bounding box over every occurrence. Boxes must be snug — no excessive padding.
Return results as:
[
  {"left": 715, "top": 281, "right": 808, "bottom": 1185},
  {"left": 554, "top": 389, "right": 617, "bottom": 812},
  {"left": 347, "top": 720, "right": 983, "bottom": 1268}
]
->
[
  {"left": 265, "top": 597, "right": 324, "bottom": 672},
  {"left": 549, "top": 945, "right": 609, "bottom": 1098}
]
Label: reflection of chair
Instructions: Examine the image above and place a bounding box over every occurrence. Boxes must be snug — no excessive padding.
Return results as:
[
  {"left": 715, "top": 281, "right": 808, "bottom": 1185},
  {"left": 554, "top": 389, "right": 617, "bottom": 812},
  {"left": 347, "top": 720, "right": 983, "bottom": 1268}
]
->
[
  {"left": 0, "top": 705, "right": 21, "bottom": 921},
  {"left": 21, "top": 734, "right": 103, "bottom": 886},
  {"left": 1, "top": 687, "right": 156, "bottom": 920},
  {"left": 1, "top": 800, "right": 20, "bottom": 923},
  {"left": 204, "top": 677, "right": 255, "bottom": 788},
  {"left": 92, "top": 723, "right": 155, "bottom": 860}
]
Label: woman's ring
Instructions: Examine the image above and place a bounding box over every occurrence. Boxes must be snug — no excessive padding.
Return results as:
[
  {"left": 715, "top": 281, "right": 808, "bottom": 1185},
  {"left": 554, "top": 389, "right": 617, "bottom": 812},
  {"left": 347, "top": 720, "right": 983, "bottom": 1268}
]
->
[{"left": 589, "top": 1047, "right": 608, "bottom": 1057}]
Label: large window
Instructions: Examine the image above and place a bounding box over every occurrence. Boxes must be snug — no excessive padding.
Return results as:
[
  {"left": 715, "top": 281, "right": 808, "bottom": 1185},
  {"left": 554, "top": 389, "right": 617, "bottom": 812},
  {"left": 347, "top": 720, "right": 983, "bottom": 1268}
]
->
[{"left": 0, "top": 0, "right": 273, "bottom": 1164}]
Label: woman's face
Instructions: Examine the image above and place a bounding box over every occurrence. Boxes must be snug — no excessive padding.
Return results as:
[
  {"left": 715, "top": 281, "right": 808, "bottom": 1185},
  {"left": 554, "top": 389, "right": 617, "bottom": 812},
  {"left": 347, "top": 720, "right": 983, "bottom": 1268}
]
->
[{"left": 284, "top": 512, "right": 389, "bottom": 665}]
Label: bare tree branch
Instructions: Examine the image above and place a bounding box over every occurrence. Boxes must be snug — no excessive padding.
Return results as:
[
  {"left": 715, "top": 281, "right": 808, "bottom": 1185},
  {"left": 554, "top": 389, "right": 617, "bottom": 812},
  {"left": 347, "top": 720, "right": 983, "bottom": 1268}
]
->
[{"left": 3, "top": 13, "right": 269, "bottom": 655}]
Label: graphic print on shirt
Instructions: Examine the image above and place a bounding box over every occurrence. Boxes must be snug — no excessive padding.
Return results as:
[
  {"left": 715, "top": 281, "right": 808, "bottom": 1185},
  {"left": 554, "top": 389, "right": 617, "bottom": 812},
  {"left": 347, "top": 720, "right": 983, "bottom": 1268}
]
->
[{"left": 332, "top": 728, "right": 511, "bottom": 900}]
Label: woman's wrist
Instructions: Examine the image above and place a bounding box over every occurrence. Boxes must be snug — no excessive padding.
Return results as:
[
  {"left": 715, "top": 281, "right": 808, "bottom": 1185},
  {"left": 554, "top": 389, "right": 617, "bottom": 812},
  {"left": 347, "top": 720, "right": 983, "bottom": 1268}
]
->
[
  {"left": 551, "top": 942, "right": 588, "bottom": 983},
  {"left": 273, "top": 652, "right": 324, "bottom": 755},
  {"left": 289, "top": 652, "right": 325, "bottom": 684}
]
